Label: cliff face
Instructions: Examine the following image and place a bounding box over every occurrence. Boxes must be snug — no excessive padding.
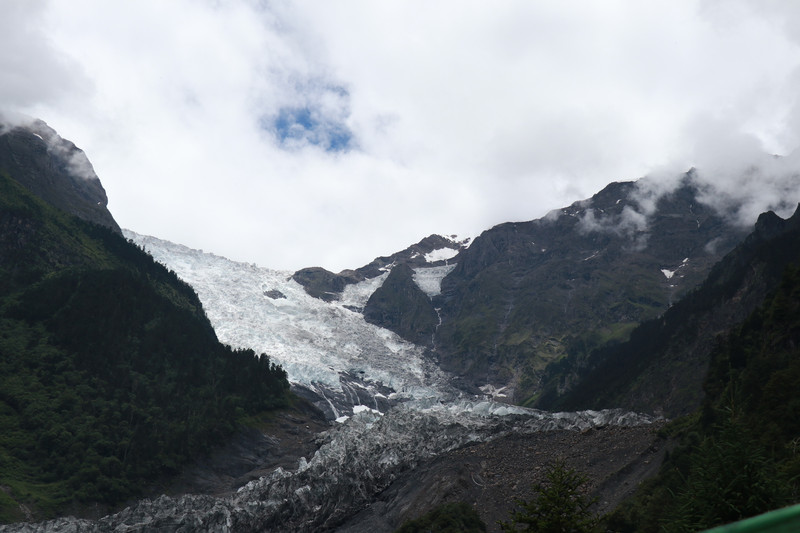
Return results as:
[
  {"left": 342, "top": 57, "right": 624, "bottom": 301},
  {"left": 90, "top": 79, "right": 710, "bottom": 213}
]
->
[
  {"left": 541, "top": 205, "right": 800, "bottom": 417},
  {"left": 0, "top": 118, "right": 120, "bottom": 233},
  {"left": 432, "top": 176, "right": 747, "bottom": 402}
]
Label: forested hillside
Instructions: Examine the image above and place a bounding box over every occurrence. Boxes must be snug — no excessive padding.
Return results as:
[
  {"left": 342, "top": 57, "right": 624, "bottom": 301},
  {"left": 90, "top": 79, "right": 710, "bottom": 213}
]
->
[
  {"left": 431, "top": 177, "right": 746, "bottom": 403},
  {"left": 608, "top": 263, "right": 800, "bottom": 531},
  {"left": 0, "top": 172, "right": 289, "bottom": 523},
  {"left": 538, "top": 206, "right": 800, "bottom": 417}
]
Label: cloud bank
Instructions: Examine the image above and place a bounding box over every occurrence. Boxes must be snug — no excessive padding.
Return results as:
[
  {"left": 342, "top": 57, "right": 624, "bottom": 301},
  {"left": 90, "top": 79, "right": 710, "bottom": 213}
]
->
[{"left": 2, "top": 0, "right": 800, "bottom": 270}]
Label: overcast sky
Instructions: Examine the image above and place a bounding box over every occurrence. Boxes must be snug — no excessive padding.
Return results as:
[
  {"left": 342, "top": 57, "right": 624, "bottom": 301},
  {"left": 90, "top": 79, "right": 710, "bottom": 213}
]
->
[{"left": 3, "top": 1, "right": 800, "bottom": 271}]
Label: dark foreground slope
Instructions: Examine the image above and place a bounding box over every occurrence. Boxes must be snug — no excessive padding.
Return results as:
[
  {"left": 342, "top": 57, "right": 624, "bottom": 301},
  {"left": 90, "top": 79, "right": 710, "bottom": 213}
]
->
[
  {"left": 608, "top": 256, "right": 800, "bottom": 532},
  {"left": 0, "top": 172, "right": 289, "bottom": 522},
  {"left": 542, "top": 205, "right": 800, "bottom": 417},
  {"left": 338, "top": 422, "right": 668, "bottom": 533}
]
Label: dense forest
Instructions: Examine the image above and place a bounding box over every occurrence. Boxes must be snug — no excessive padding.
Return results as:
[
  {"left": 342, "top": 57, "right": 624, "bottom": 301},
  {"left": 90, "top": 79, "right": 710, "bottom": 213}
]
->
[
  {"left": 607, "top": 264, "right": 800, "bottom": 531},
  {"left": 0, "top": 173, "right": 290, "bottom": 522}
]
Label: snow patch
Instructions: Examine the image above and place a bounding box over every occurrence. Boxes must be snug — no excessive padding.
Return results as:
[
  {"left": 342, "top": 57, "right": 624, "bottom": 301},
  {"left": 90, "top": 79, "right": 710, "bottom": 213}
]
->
[
  {"left": 339, "top": 272, "right": 389, "bottom": 309},
  {"left": 424, "top": 247, "right": 459, "bottom": 263},
  {"left": 413, "top": 264, "right": 456, "bottom": 297},
  {"left": 479, "top": 384, "right": 509, "bottom": 399},
  {"left": 661, "top": 258, "right": 690, "bottom": 280}
]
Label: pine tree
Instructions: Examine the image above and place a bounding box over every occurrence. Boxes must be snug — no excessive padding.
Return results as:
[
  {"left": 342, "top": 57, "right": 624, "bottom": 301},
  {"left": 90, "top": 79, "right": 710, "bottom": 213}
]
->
[{"left": 499, "top": 461, "right": 598, "bottom": 533}]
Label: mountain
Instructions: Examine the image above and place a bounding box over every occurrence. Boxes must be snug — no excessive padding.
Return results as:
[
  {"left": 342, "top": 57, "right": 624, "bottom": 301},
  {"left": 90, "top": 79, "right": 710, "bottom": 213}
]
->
[
  {"left": 606, "top": 243, "right": 800, "bottom": 532},
  {"left": 128, "top": 172, "right": 755, "bottom": 417},
  {"left": 412, "top": 175, "right": 745, "bottom": 403},
  {"left": 292, "top": 233, "right": 467, "bottom": 303},
  {"left": 284, "top": 174, "right": 748, "bottom": 406},
  {"left": 538, "top": 204, "right": 800, "bottom": 417},
  {"left": 0, "top": 118, "right": 120, "bottom": 233},
  {"left": 0, "top": 125, "right": 290, "bottom": 523},
  {"left": 6, "top": 118, "right": 797, "bottom": 531}
]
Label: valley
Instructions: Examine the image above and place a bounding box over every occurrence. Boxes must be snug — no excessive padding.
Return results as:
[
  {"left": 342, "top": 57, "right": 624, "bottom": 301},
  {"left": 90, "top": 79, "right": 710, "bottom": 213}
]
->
[{"left": 1, "top": 119, "right": 799, "bottom": 531}]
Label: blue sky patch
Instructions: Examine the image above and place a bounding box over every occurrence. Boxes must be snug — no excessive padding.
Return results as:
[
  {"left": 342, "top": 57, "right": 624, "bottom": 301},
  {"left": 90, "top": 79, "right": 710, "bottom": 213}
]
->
[{"left": 270, "top": 105, "right": 353, "bottom": 152}]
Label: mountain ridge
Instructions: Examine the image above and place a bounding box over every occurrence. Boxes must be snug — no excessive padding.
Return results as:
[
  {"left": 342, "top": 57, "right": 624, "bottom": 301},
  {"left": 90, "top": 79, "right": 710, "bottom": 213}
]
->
[
  {"left": 539, "top": 203, "right": 800, "bottom": 417},
  {"left": 0, "top": 136, "right": 290, "bottom": 522},
  {"left": 0, "top": 118, "right": 120, "bottom": 233}
]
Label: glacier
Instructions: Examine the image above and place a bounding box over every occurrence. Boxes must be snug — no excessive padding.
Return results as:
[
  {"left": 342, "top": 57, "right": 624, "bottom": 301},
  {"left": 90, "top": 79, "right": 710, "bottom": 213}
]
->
[
  {"left": 125, "top": 230, "right": 462, "bottom": 418},
  {"left": 5, "top": 404, "right": 655, "bottom": 533}
]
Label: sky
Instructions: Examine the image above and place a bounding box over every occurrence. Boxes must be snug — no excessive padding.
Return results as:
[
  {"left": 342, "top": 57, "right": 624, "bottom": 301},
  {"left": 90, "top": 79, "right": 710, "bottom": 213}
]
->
[{"left": 3, "top": 0, "right": 800, "bottom": 272}]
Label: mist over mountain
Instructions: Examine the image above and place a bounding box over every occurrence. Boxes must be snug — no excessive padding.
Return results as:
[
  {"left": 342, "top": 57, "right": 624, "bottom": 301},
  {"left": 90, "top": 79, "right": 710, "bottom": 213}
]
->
[
  {"left": 0, "top": 117, "right": 120, "bottom": 233},
  {"left": 539, "top": 204, "right": 800, "bottom": 417},
  {"left": 2, "top": 120, "right": 800, "bottom": 531},
  {"left": 0, "top": 123, "right": 289, "bottom": 523}
]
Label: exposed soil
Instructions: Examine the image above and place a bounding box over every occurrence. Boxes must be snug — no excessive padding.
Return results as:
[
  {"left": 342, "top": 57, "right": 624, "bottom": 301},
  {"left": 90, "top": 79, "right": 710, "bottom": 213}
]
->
[{"left": 337, "top": 421, "right": 669, "bottom": 532}]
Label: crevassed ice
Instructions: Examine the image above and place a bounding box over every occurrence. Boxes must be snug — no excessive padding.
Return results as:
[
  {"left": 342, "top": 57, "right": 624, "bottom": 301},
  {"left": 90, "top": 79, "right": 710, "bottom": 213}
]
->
[
  {"left": 340, "top": 272, "right": 389, "bottom": 308},
  {"left": 124, "top": 230, "right": 453, "bottom": 403}
]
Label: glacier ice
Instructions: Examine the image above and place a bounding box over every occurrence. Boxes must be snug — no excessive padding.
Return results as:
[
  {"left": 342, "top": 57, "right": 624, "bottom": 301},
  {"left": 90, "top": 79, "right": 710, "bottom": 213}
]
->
[
  {"left": 412, "top": 264, "right": 456, "bottom": 297},
  {"left": 8, "top": 402, "right": 656, "bottom": 532},
  {"left": 125, "top": 230, "right": 459, "bottom": 418}
]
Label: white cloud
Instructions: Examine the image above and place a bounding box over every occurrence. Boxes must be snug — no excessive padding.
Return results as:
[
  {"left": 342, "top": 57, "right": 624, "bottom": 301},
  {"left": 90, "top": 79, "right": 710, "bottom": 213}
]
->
[
  {"left": 2, "top": 0, "right": 800, "bottom": 271},
  {"left": 0, "top": 1, "right": 90, "bottom": 110}
]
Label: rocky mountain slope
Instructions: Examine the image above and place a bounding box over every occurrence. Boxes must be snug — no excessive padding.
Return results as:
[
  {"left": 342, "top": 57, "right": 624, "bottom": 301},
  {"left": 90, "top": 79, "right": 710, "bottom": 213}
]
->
[
  {"left": 540, "top": 204, "right": 800, "bottom": 417},
  {"left": 0, "top": 118, "right": 120, "bottom": 233},
  {"left": 432, "top": 176, "right": 750, "bottom": 404},
  {"left": 282, "top": 174, "right": 750, "bottom": 407},
  {"left": 0, "top": 128, "right": 290, "bottom": 523}
]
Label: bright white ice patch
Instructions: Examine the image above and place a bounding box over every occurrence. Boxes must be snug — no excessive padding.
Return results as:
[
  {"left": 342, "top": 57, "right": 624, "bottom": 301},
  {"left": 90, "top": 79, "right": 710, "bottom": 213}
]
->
[
  {"left": 353, "top": 404, "right": 383, "bottom": 416},
  {"left": 339, "top": 272, "right": 389, "bottom": 309},
  {"left": 661, "top": 258, "right": 690, "bottom": 280},
  {"left": 412, "top": 264, "right": 456, "bottom": 297},
  {"left": 424, "top": 247, "right": 459, "bottom": 263}
]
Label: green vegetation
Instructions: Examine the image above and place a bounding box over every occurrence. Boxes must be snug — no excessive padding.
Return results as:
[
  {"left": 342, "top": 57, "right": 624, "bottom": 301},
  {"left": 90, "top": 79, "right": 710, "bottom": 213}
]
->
[
  {"left": 395, "top": 502, "right": 486, "bottom": 533},
  {"left": 499, "top": 462, "right": 598, "bottom": 533},
  {"left": 606, "top": 265, "right": 800, "bottom": 532},
  {"left": 541, "top": 209, "right": 800, "bottom": 417},
  {"left": 0, "top": 173, "right": 290, "bottom": 521}
]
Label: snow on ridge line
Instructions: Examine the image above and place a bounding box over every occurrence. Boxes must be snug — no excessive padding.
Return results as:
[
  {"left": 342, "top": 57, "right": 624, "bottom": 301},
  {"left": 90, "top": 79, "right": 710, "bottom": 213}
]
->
[{"left": 424, "top": 247, "right": 459, "bottom": 263}]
